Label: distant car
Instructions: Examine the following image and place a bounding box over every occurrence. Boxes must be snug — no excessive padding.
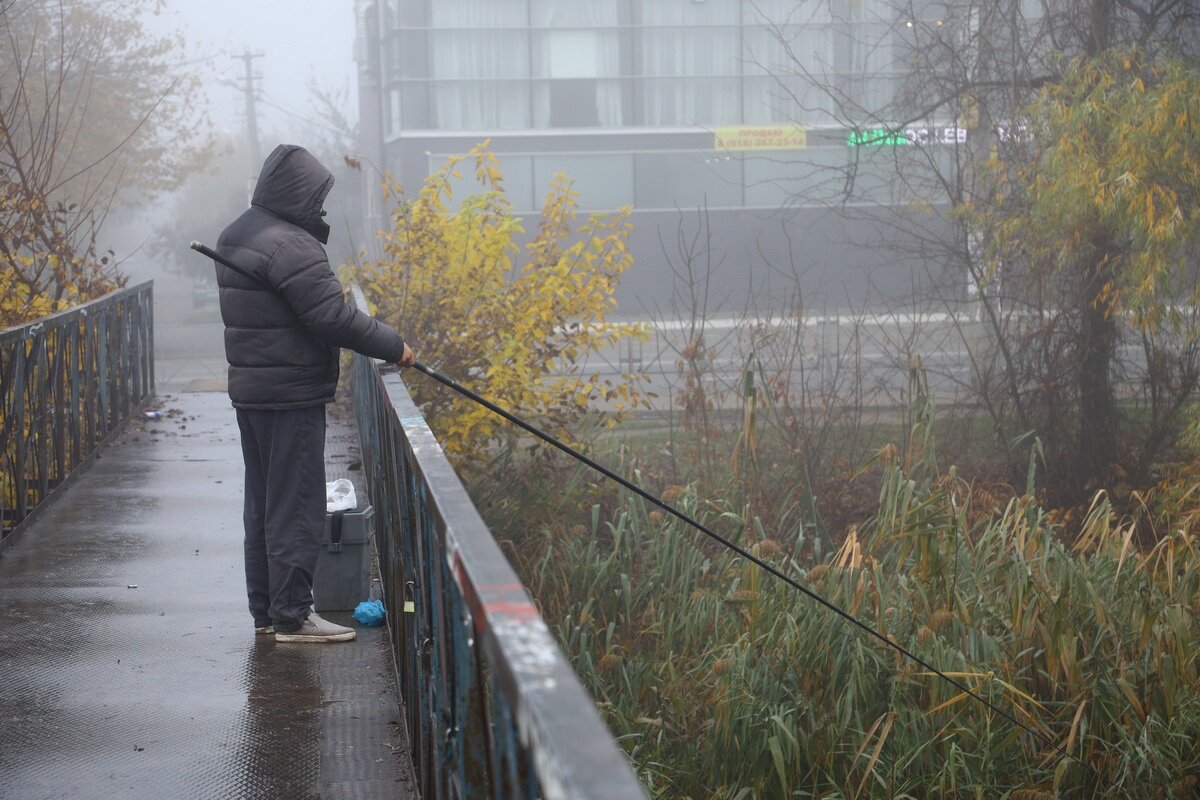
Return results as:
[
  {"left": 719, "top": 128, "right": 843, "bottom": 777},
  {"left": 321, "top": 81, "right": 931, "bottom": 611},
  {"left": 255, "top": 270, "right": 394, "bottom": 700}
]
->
[{"left": 192, "top": 278, "right": 218, "bottom": 309}]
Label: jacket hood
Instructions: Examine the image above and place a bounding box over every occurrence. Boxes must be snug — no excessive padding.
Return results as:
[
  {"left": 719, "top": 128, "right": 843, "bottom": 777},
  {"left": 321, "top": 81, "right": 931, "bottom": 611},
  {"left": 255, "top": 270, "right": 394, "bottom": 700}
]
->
[{"left": 251, "top": 144, "right": 334, "bottom": 244}]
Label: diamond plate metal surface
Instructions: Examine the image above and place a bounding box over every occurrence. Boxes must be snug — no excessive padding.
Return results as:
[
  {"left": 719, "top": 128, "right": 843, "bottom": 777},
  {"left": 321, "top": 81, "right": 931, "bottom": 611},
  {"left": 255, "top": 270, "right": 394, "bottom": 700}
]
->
[{"left": 0, "top": 392, "right": 416, "bottom": 799}]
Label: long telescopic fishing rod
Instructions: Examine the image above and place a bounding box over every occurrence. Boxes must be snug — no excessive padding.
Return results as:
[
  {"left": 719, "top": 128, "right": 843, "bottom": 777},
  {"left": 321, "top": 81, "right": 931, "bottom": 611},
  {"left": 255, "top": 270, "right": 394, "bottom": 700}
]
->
[{"left": 189, "top": 239, "right": 1088, "bottom": 774}]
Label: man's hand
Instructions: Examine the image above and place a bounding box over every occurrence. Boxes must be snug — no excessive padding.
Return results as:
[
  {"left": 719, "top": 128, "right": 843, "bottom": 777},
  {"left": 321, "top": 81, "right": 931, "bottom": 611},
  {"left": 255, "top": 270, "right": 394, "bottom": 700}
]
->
[{"left": 396, "top": 343, "right": 416, "bottom": 368}]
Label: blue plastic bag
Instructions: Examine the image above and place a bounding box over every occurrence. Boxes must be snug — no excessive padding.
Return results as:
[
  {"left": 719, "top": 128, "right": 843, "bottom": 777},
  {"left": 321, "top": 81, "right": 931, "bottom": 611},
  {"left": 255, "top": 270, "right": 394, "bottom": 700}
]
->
[{"left": 353, "top": 598, "right": 386, "bottom": 627}]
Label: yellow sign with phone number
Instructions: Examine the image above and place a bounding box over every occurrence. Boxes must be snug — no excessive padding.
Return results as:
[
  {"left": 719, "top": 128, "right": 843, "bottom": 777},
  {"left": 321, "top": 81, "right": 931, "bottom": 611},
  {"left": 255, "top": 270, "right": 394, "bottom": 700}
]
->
[{"left": 714, "top": 125, "right": 807, "bottom": 151}]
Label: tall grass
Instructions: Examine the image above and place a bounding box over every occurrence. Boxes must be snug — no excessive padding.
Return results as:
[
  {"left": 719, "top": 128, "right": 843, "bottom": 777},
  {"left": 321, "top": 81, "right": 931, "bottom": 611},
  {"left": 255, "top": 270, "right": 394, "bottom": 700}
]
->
[{"left": 488, "top": 372, "right": 1200, "bottom": 798}]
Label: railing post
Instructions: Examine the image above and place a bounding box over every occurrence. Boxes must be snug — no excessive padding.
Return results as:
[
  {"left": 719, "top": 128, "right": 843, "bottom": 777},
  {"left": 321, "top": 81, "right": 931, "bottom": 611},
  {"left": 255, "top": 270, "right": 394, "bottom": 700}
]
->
[
  {"left": 11, "top": 342, "right": 28, "bottom": 527},
  {"left": 68, "top": 318, "right": 82, "bottom": 467}
]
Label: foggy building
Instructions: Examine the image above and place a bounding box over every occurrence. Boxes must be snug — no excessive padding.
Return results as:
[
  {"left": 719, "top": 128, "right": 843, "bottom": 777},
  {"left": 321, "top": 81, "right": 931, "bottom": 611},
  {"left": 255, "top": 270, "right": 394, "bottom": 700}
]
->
[{"left": 353, "top": 0, "right": 969, "bottom": 314}]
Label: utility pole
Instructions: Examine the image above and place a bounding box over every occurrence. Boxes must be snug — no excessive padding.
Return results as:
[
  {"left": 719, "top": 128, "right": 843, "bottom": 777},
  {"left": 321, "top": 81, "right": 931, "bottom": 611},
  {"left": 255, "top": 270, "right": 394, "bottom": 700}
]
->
[{"left": 233, "top": 50, "right": 264, "bottom": 199}]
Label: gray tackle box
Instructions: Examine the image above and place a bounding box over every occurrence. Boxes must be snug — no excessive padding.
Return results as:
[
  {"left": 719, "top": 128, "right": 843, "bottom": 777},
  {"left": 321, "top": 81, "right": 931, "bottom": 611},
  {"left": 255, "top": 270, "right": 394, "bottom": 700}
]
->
[{"left": 313, "top": 501, "right": 375, "bottom": 612}]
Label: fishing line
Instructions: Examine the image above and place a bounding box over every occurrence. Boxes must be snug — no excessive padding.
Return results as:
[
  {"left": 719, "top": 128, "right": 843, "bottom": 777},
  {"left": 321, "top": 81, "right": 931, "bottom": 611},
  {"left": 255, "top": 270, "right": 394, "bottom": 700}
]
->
[
  {"left": 189, "top": 240, "right": 1090, "bottom": 775},
  {"left": 411, "top": 361, "right": 1093, "bottom": 774}
]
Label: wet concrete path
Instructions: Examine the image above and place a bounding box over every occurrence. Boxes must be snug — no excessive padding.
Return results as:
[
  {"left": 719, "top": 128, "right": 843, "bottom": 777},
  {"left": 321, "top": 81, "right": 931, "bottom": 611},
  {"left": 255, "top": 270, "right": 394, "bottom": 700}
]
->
[{"left": 0, "top": 391, "right": 417, "bottom": 799}]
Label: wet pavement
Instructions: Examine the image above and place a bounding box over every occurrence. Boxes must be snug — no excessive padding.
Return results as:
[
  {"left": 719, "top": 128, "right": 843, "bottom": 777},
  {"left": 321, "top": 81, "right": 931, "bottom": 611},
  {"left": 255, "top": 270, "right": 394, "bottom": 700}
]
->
[{"left": 0, "top": 391, "right": 417, "bottom": 800}]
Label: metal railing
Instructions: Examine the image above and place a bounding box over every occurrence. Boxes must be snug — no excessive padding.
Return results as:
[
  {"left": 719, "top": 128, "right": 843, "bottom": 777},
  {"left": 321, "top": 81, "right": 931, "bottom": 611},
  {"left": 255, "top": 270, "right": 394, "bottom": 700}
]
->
[
  {"left": 350, "top": 289, "right": 646, "bottom": 800},
  {"left": 1, "top": 283, "right": 154, "bottom": 545}
]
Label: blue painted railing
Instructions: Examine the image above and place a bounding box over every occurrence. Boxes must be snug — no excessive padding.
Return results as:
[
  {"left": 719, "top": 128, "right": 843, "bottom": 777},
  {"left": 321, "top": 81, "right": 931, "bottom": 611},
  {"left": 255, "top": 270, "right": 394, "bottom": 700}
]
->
[
  {"left": 0, "top": 283, "right": 154, "bottom": 545},
  {"left": 350, "top": 288, "right": 646, "bottom": 800}
]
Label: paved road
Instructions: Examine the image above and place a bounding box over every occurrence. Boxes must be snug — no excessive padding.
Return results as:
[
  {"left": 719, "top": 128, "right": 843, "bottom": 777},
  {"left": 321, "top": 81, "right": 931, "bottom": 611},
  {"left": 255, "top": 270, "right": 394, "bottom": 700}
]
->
[
  {"left": 150, "top": 273, "right": 227, "bottom": 394},
  {"left": 575, "top": 312, "right": 986, "bottom": 413}
]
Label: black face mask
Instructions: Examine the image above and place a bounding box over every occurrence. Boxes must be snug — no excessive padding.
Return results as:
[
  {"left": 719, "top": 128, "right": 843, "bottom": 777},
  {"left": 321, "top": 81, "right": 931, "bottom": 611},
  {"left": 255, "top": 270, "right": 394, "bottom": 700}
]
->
[{"left": 307, "top": 210, "right": 331, "bottom": 244}]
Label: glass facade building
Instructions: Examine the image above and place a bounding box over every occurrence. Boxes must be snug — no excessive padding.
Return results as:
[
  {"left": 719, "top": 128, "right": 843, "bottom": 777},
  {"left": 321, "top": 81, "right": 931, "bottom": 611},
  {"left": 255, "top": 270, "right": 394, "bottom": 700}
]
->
[{"left": 355, "top": 0, "right": 965, "bottom": 309}]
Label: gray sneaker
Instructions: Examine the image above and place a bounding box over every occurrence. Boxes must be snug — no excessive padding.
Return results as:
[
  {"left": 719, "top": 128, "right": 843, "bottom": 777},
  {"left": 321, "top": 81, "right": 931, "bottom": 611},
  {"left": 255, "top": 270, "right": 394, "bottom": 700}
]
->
[{"left": 274, "top": 612, "right": 356, "bottom": 643}]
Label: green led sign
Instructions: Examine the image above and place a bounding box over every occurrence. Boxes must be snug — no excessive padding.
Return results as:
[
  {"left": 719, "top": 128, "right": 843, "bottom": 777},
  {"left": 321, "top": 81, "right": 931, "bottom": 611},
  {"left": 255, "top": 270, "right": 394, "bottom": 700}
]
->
[
  {"left": 847, "top": 126, "right": 968, "bottom": 147},
  {"left": 847, "top": 129, "right": 909, "bottom": 146}
]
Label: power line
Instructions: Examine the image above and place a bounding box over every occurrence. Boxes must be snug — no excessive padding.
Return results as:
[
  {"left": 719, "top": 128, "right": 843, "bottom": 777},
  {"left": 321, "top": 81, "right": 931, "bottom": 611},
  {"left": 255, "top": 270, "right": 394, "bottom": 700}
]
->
[{"left": 257, "top": 94, "right": 346, "bottom": 136}]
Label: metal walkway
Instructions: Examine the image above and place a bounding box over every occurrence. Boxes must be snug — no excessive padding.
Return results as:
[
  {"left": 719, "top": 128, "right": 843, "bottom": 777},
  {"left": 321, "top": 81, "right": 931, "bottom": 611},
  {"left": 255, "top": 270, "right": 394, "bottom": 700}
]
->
[{"left": 0, "top": 391, "right": 417, "bottom": 800}]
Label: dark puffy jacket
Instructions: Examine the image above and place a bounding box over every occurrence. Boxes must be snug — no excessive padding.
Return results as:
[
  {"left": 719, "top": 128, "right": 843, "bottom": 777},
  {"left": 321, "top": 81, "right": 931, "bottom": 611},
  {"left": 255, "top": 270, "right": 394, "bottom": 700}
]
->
[{"left": 216, "top": 144, "right": 406, "bottom": 409}]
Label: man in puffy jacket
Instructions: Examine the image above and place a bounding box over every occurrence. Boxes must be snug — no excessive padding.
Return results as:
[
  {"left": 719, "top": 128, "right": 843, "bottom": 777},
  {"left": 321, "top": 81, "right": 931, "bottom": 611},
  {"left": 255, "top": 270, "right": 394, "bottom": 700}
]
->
[{"left": 216, "top": 144, "right": 414, "bottom": 643}]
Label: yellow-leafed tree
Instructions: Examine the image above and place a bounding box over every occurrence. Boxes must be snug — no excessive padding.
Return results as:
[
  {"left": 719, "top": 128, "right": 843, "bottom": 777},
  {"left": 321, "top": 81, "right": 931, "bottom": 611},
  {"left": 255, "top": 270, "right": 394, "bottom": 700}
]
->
[
  {"left": 354, "top": 144, "right": 644, "bottom": 462},
  {"left": 965, "top": 49, "right": 1200, "bottom": 500},
  {"left": 1, "top": 0, "right": 210, "bottom": 328}
]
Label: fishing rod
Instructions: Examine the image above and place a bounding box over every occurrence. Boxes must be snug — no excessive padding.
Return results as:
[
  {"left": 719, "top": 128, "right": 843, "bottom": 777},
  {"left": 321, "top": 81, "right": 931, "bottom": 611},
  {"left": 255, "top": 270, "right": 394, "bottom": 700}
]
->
[
  {"left": 190, "top": 241, "right": 269, "bottom": 288},
  {"left": 189, "top": 239, "right": 1088, "bottom": 773}
]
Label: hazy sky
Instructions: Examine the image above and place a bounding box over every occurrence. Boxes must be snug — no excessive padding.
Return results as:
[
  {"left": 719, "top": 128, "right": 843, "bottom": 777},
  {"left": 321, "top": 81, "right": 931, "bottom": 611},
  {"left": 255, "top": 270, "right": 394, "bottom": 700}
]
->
[
  {"left": 108, "top": 1, "right": 359, "bottom": 273},
  {"left": 149, "top": 0, "right": 358, "bottom": 141}
]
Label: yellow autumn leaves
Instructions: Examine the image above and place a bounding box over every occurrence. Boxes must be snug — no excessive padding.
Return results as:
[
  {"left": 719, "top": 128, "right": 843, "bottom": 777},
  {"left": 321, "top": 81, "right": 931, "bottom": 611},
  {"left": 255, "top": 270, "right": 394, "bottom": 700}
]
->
[
  {"left": 0, "top": 185, "right": 122, "bottom": 330},
  {"left": 354, "top": 144, "right": 646, "bottom": 462}
]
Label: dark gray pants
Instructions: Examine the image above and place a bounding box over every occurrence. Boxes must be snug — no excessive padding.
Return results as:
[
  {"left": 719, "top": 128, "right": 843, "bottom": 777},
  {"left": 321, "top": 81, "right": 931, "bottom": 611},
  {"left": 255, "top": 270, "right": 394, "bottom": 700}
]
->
[{"left": 237, "top": 405, "right": 326, "bottom": 633}]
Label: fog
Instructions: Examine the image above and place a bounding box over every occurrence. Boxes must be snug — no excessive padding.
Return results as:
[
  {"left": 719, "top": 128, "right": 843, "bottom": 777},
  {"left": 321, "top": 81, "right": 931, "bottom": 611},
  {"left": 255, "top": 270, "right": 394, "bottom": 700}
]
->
[
  {"left": 89, "top": 0, "right": 940, "bottom": 316},
  {"left": 87, "top": 1, "right": 361, "bottom": 391},
  {"left": 147, "top": 0, "right": 358, "bottom": 136},
  {"left": 111, "top": 0, "right": 359, "bottom": 286},
  {"left": 8, "top": 0, "right": 1195, "bottom": 404}
]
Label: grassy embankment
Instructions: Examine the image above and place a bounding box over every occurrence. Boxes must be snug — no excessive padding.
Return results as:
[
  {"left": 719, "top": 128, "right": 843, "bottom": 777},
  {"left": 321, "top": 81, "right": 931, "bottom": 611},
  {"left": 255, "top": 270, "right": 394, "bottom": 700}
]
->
[{"left": 477, "top": 374, "right": 1200, "bottom": 798}]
